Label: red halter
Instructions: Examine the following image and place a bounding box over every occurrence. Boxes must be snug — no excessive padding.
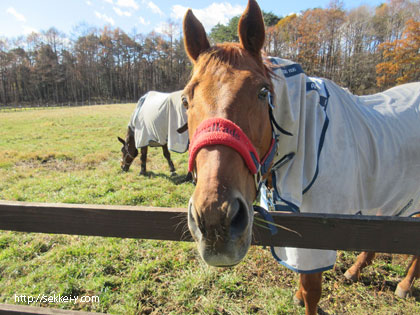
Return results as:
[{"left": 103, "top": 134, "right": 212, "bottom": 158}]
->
[{"left": 188, "top": 118, "right": 276, "bottom": 185}]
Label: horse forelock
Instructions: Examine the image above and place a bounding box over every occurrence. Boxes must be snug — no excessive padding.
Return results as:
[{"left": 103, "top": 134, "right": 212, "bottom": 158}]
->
[
  {"left": 193, "top": 43, "right": 272, "bottom": 82},
  {"left": 185, "top": 43, "right": 275, "bottom": 114}
]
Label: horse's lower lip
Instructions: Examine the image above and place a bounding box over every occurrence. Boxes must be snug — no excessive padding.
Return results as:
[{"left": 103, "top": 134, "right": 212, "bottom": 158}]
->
[
  {"left": 211, "top": 260, "right": 240, "bottom": 268},
  {"left": 200, "top": 245, "right": 249, "bottom": 267}
]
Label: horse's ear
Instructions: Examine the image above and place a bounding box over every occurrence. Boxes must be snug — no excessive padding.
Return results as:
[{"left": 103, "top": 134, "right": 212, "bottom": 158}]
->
[
  {"left": 183, "top": 9, "right": 210, "bottom": 62},
  {"left": 238, "top": 0, "right": 265, "bottom": 56},
  {"left": 117, "top": 136, "right": 125, "bottom": 145}
]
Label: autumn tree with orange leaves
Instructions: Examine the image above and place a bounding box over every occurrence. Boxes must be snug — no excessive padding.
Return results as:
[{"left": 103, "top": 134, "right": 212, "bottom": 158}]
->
[{"left": 376, "top": 19, "right": 420, "bottom": 88}]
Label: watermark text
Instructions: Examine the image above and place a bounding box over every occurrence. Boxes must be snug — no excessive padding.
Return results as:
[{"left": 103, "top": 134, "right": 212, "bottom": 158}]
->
[{"left": 14, "top": 294, "right": 99, "bottom": 305}]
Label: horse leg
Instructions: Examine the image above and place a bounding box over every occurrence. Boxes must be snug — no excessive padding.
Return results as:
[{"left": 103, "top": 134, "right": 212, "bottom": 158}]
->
[
  {"left": 139, "top": 146, "right": 148, "bottom": 175},
  {"left": 344, "top": 251, "right": 376, "bottom": 282},
  {"left": 162, "top": 144, "right": 176, "bottom": 175},
  {"left": 294, "top": 272, "right": 322, "bottom": 315},
  {"left": 395, "top": 255, "right": 420, "bottom": 298},
  {"left": 396, "top": 214, "right": 420, "bottom": 298}
]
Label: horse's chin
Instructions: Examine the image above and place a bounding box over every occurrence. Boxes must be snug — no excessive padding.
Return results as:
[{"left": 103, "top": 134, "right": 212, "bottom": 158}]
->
[{"left": 197, "top": 237, "right": 252, "bottom": 268}]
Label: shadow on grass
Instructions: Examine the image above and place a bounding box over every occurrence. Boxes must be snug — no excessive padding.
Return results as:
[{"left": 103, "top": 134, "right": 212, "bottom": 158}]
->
[
  {"left": 318, "top": 307, "right": 331, "bottom": 315},
  {"left": 411, "top": 287, "right": 420, "bottom": 302},
  {"left": 138, "top": 171, "right": 193, "bottom": 185},
  {"left": 337, "top": 266, "right": 420, "bottom": 303}
]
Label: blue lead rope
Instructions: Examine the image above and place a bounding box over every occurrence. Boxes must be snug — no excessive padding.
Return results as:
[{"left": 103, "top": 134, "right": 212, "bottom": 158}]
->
[{"left": 253, "top": 205, "right": 278, "bottom": 235}]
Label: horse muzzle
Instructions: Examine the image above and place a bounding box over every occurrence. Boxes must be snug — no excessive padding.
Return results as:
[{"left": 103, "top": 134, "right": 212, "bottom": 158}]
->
[
  {"left": 121, "top": 163, "right": 130, "bottom": 172},
  {"left": 188, "top": 196, "right": 253, "bottom": 267}
]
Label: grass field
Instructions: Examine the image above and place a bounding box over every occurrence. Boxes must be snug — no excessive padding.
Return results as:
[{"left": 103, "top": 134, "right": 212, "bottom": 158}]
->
[{"left": 0, "top": 105, "right": 419, "bottom": 314}]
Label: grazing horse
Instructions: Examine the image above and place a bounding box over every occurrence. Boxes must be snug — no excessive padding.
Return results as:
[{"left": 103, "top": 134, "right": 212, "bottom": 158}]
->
[
  {"left": 182, "top": 1, "right": 420, "bottom": 314},
  {"left": 118, "top": 90, "right": 189, "bottom": 176}
]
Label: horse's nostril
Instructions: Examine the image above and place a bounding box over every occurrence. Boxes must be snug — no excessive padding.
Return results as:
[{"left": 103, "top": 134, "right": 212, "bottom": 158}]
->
[{"left": 230, "top": 198, "right": 248, "bottom": 234}]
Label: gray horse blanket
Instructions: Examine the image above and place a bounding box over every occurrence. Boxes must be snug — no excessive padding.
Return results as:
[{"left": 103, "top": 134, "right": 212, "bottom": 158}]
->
[
  {"left": 129, "top": 90, "right": 188, "bottom": 153},
  {"left": 262, "top": 57, "right": 420, "bottom": 273}
]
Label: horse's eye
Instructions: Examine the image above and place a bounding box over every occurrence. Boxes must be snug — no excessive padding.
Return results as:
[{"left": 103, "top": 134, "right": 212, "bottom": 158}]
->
[
  {"left": 258, "top": 87, "right": 269, "bottom": 100},
  {"left": 181, "top": 96, "right": 189, "bottom": 108}
]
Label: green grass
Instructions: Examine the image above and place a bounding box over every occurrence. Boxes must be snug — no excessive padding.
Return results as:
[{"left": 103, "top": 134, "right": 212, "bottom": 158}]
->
[{"left": 0, "top": 105, "right": 419, "bottom": 314}]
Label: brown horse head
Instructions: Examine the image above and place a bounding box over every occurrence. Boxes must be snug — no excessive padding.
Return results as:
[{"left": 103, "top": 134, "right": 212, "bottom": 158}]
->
[
  {"left": 183, "top": 0, "right": 274, "bottom": 266},
  {"left": 118, "top": 127, "right": 138, "bottom": 171}
]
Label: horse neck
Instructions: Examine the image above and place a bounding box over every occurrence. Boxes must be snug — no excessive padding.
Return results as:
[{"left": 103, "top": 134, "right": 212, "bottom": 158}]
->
[{"left": 127, "top": 127, "right": 136, "bottom": 147}]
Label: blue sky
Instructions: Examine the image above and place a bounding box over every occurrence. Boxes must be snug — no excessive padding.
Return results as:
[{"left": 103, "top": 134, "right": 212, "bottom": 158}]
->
[{"left": 0, "top": 0, "right": 385, "bottom": 39}]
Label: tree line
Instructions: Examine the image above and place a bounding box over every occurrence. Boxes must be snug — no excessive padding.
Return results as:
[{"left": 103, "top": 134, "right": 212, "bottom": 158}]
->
[
  {"left": 0, "top": 23, "right": 190, "bottom": 106},
  {"left": 212, "top": 0, "right": 419, "bottom": 94},
  {"left": 0, "top": 0, "right": 419, "bottom": 106}
]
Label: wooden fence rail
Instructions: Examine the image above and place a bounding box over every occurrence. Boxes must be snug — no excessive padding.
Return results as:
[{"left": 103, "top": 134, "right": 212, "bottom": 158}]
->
[
  {"left": 0, "top": 303, "right": 108, "bottom": 315},
  {"left": 1, "top": 200, "right": 419, "bottom": 255},
  {"left": 0, "top": 200, "right": 419, "bottom": 314}
]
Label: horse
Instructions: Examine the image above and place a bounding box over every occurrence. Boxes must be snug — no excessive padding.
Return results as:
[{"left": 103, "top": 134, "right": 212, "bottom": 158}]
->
[
  {"left": 118, "top": 90, "right": 190, "bottom": 179},
  {"left": 182, "top": 1, "right": 420, "bottom": 314}
]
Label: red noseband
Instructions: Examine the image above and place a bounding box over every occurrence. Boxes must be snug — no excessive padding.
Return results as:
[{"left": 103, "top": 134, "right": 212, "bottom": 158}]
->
[{"left": 188, "top": 118, "right": 275, "bottom": 177}]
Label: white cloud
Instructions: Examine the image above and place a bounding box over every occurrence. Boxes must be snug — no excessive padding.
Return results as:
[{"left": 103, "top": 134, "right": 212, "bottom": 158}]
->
[
  {"left": 154, "top": 22, "right": 165, "bottom": 34},
  {"left": 7, "top": 7, "right": 26, "bottom": 22},
  {"left": 286, "top": 12, "right": 301, "bottom": 17},
  {"left": 171, "top": 5, "right": 187, "bottom": 21},
  {"left": 86, "top": 1, "right": 93, "bottom": 6},
  {"left": 113, "top": 7, "right": 132, "bottom": 16},
  {"left": 94, "top": 11, "right": 115, "bottom": 25},
  {"left": 22, "top": 25, "right": 38, "bottom": 35},
  {"left": 147, "top": 1, "right": 164, "bottom": 16},
  {"left": 138, "top": 17, "right": 150, "bottom": 25},
  {"left": 171, "top": 2, "right": 245, "bottom": 31},
  {"left": 115, "top": 0, "right": 139, "bottom": 10},
  {"left": 154, "top": 21, "right": 181, "bottom": 36},
  {"left": 103, "top": 0, "right": 113, "bottom": 4}
]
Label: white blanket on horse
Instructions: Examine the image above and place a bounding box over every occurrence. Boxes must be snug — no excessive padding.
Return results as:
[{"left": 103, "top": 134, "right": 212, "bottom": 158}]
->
[
  {"left": 264, "top": 57, "right": 420, "bottom": 273},
  {"left": 129, "top": 90, "right": 188, "bottom": 153}
]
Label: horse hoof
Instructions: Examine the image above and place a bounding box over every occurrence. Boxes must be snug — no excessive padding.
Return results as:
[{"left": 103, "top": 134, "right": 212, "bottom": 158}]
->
[
  {"left": 170, "top": 172, "right": 177, "bottom": 177},
  {"left": 184, "top": 173, "right": 193, "bottom": 182},
  {"left": 139, "top": 171, "right": 146, "bottom": 176},
  {"left": 344, "top": 270, "right": 358, "bottom": 282},
  {"left": 395, "top": 284, "right": 411, "bottom": 299},
  {"left": 293, "top": 295, "right": 304, "bottom": 307}
]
